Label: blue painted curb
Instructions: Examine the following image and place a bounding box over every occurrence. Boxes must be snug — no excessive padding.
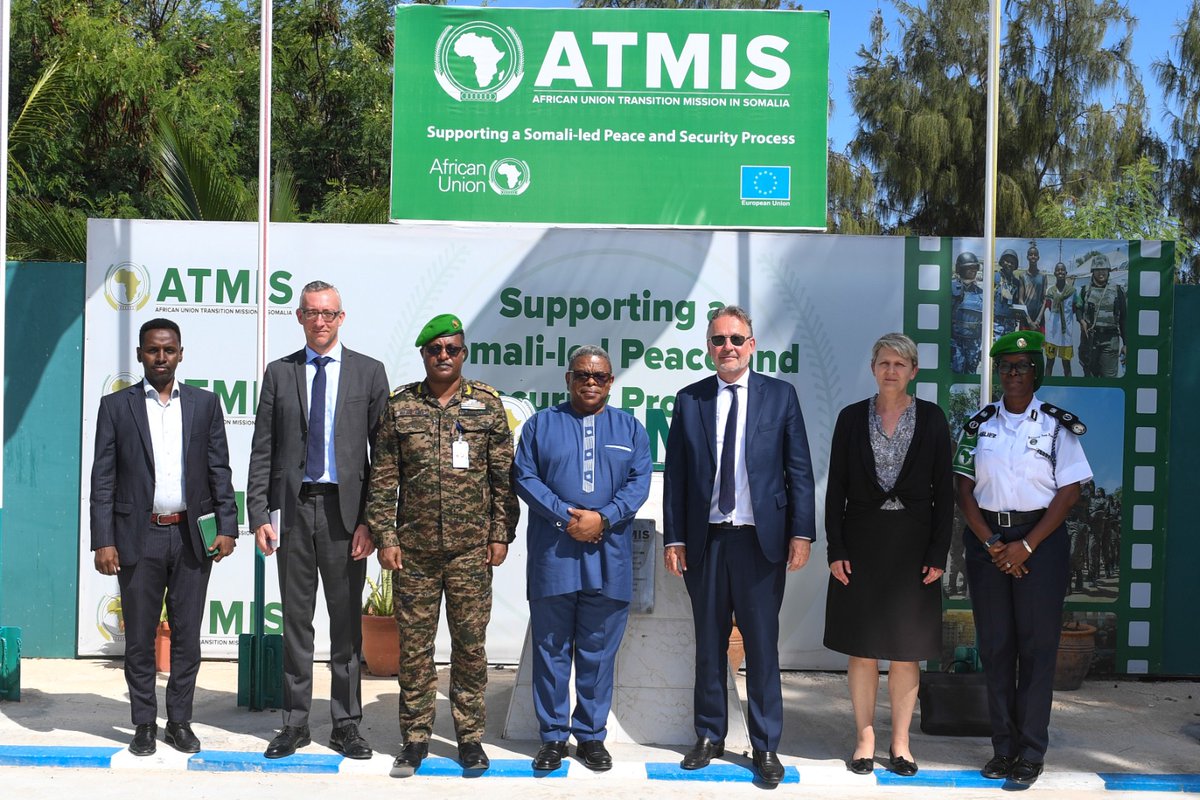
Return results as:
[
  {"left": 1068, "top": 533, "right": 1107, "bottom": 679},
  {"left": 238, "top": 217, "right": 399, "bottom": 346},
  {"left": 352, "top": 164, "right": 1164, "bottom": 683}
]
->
[
  {"left": 416, "top": 756, "right": 568, "bottom": 778},
  {"left": 1099, "top": 774, "right": 1200, "bottom": 793},
  {"left": 646, "top": 762, "right": 800, "bottom": 784},
  {"left": 874, "top": 769, "right": 1002, "bottom": 788},
  {"left": 187, "top": 750, "right": 342, "bottom": 773},
  {"left": 0, "top": 745, "right": 120, "bottom": 768}
]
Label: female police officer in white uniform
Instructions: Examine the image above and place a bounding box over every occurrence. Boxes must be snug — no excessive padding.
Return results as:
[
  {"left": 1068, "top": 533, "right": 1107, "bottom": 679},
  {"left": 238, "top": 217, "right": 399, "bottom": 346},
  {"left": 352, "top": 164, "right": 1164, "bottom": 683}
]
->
[{"left": 953, "top": 330, "right": 1092, "bottom": 786}]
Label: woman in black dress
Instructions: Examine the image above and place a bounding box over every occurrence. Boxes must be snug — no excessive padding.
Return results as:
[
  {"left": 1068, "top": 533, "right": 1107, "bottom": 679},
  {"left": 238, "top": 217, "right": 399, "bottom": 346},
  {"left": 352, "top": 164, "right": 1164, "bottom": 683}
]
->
[{"left": 824, "top": 333, "right": 953, "bottom": 776}]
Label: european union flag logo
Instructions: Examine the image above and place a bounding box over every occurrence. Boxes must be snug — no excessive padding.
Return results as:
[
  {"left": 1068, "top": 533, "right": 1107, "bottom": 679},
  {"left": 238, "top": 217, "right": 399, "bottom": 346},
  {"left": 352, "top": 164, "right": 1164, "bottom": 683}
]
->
[{"left": 740, "top": 166, "right": 791, "bottom": 200}]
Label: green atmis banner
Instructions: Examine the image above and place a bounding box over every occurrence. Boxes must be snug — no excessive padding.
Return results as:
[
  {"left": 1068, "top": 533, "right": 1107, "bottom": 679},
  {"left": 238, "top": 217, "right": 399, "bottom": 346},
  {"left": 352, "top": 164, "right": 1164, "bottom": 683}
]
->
[{"left": 390, "top": 5, "right": 829, "bottom": 229}]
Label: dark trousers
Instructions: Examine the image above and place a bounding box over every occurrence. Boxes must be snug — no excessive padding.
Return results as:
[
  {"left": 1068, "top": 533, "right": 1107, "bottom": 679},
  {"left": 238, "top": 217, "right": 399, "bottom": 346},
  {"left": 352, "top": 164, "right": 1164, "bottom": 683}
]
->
[
  {"left": 682, "top": 527, "right": 785, "bottom": 751},
  {"left": 118, "top": 521, "right": 211, "bottom": 725},
  {"left": 529, "top": 590, "right": 630, "bottom": 743},
  {"left": 278, "top": 489, "right": 366, "bottom": 728},
  {"left": 965, "top": 520, "right": 1070, "bottom": 762}
]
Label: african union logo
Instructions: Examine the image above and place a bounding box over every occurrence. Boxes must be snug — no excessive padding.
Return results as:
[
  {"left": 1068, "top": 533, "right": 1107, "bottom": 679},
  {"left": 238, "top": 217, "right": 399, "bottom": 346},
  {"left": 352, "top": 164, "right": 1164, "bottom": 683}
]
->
[
  {"left": 434, "top": 21, "right": 524, "bottom": 102},
  {"left": 488, "top": 158, "right": 531, "bottom": 196},
  {"left": 102, "top": 372, "right": 140, "bottom": 395},
  {"left": 104, "top": 262, "right": 151, "bottom": 311},
  {"left": 501, "top": 394, "right": 536, "bottom": 443},
  {"left": 740, "top": 165, "right": 791, "bottom": 201},
  {"left": 96, "top": 593, "right": 125, "bottom": 642}
]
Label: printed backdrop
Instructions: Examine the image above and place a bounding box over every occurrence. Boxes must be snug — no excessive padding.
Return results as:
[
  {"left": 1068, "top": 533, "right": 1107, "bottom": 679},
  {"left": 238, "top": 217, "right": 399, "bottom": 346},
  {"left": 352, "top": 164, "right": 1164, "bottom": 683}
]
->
[{"left": 81, "top": 221, "right": 1174, "bottom": 675}]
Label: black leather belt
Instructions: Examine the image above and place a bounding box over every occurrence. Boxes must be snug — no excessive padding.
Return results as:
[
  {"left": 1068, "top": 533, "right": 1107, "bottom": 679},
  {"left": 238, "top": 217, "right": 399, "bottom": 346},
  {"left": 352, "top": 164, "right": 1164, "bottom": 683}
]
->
[
  {"left": 300, "top": 483, "right": 339, "bottom": 496},
  {"left": 982, "top": 509, "right": 1045, "bottom": 528},
  {"left": 150, "top": 511, "right": 186, "bottom": 526},
  {"left": 709, "top": 522, "right": 755, "bottom": 532}
]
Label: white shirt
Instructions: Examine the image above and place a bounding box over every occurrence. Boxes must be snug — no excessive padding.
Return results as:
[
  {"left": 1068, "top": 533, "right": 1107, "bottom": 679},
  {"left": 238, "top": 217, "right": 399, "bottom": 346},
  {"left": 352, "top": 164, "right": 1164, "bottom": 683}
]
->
[
  {"left": 144, "top": 379, "right": 185, "bottom": 514},
  {"left": 956, "top": 394, "right": 1093, "bottom": 511},
  {"left": 304, "top": 342, "right": 342, "bottom": 484},
  {"left": 708, "top": 371, "right": 755, "bottom": 526}
]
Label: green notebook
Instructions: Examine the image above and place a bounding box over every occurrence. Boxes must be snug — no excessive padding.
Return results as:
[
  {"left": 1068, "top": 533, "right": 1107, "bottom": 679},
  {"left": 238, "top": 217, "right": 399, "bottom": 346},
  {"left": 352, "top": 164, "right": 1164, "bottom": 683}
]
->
[{"left": 197, "top": 512, "right": 220, "bottom": 557}]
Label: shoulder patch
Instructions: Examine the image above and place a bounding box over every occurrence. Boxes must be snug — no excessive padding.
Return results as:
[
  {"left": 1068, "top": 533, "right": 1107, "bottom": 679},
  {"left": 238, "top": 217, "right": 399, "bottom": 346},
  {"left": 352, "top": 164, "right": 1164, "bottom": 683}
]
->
[
  {"left": 963, "top": 404, "right": 997, "bottom": 436},
  {"left": 466, "top": 379, "right": 502, "bottom": 399},
  {"left": 1040, "top": 402, "right": 1087, "bottom": 435},
  {"left": 390, "top": 381, "right": 420, "bottom": 399}
]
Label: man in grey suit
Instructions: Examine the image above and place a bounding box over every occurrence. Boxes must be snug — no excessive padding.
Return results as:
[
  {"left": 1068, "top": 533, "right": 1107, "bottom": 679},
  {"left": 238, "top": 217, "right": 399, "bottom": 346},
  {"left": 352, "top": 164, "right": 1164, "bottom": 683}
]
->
[
  {"left": 91, "top": 318, "right": 238, "bottom": 756},
  {"left": 247, "top": 280, "right": 389, "bottom": 759}
]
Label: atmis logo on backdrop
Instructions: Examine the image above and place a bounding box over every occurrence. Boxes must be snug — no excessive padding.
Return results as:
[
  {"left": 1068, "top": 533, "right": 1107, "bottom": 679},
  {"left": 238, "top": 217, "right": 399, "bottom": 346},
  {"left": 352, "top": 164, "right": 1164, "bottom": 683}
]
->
[
  {"left": 102, "top": 372, "right": 140, "bottom": 395},
  {"left": 104, "top": 262, "right": 152, "bottom": 311},
  {"left": 435, "top": 21, "right": 525, "bottom": 102},
  {"left": 96, "top": 593, "right": 125, "bottom": 642}
]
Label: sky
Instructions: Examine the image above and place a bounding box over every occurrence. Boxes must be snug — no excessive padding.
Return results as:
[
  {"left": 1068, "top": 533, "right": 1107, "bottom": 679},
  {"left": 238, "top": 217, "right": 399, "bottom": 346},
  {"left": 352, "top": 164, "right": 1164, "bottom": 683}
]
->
[{"left": 442, "top": 0, "right": 1193, "bottom": 153}]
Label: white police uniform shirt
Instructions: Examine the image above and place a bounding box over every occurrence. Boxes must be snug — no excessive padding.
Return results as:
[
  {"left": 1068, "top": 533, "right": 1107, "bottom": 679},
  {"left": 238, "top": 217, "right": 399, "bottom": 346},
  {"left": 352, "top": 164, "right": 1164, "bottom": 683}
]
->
[{"left": 953, "top": 394, "right": 1092, "bottom": 512}]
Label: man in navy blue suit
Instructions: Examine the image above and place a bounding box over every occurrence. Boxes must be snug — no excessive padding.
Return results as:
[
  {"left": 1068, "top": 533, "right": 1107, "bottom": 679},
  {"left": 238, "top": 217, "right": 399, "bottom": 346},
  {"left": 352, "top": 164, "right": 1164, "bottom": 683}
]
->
[{"left": 663, "top": 305, "right": 815, "bottom": 785}]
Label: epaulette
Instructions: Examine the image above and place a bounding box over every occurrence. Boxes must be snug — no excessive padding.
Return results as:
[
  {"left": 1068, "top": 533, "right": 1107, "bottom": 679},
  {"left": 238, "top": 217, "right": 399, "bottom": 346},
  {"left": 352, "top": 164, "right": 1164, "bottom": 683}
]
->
[
  {"left": 465, "top": 379, "right": 502, "bottom": 399},
  {"left": 1040, "top": 402, "right": 1087, "bottom": 435},
  {"left": 963, "top": 404, "right": 997, "bottom": 436},
  {"left": 390, "top": 381, "right": 420, "bottom": 399}
]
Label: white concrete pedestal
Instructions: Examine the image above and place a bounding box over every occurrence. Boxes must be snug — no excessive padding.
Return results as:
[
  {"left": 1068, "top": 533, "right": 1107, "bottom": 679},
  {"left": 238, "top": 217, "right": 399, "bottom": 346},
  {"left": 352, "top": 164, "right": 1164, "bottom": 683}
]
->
[{"left": 502, "top": 524, "right": 750, "bottom": 748}]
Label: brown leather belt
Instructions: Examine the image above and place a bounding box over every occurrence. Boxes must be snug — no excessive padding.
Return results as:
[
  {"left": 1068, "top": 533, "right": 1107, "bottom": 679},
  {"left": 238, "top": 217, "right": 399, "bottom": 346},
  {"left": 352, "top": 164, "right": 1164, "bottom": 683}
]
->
[{"left": 150, "top": 511, "right": 186, "bottom": 526}]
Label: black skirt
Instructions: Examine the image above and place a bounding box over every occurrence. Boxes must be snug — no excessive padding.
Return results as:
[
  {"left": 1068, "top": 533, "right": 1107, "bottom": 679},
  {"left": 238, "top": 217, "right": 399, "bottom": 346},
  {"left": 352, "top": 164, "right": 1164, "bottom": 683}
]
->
[{"left": 823, "top": 506, "right": 943, "bottom": 661}]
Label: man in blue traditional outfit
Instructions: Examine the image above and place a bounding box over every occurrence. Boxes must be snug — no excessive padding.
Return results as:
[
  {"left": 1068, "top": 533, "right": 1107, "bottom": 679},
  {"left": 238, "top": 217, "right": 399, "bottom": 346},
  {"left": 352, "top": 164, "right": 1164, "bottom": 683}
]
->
[{"left": 512, "top": 344, "right": 652, "bottom": 773}]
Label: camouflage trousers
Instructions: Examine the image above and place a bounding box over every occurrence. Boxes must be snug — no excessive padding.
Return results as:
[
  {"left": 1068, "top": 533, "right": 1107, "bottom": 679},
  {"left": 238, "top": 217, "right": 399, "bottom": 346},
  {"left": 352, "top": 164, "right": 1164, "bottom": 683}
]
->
[{"left": 394, "top": 546, "right": 492, "bottom": 744}]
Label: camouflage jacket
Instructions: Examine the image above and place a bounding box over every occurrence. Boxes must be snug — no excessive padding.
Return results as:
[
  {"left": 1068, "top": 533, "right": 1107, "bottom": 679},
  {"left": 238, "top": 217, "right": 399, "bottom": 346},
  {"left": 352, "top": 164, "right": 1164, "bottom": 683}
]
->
[{"left": 366, "top": 377, "right": 519, "bottom": 552}]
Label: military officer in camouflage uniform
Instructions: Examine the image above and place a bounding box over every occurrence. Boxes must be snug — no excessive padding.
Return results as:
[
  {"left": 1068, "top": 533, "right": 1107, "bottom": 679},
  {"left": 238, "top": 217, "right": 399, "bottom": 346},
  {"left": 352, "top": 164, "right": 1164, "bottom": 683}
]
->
[
  {"left": 1068, "top": 481, "right": 1093, "bottom": 594},
  {"left": 951, "top": 251, "right": 986, "bottom": 374},
  {"left": 1087, "top": 487, "right": 1108, "bottom": 588},
  {"left": 1075, "top": 254, "right": 1126, "bottom": 378},
  {"left": 365, "top": 313, "right": 519, "bottom": 777}
]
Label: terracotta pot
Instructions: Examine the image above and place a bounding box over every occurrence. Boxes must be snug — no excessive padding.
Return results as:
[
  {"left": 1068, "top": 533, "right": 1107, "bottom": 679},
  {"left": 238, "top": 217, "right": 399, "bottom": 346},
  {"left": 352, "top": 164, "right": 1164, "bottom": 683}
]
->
[
  {"left": 1054, "top": 623, "right": 1097, "bottom": 691},
  {"left": 728, "top": 624, "right": 745, "bottom": 672},
  {"left": 362, "top": 614, "right": 400, "bottom": 677},
  {"left": 155, "top": 621, "right": 171, "bottom": 674}
]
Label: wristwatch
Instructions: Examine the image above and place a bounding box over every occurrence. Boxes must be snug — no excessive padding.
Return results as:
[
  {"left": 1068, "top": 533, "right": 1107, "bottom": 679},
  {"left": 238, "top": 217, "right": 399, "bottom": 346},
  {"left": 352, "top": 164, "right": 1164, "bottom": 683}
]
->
[
  {"left": 598, "top": 512, "right": 611, "bottom": 532},
  {"left": 985, "top": 533, "right": 1003, "bottom": 548}
]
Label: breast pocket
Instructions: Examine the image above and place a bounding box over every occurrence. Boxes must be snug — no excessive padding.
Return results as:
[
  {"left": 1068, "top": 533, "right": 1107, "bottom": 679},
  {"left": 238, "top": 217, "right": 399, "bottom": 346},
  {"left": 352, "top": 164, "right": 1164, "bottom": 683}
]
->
[{"left": 395, "top": 414, "right": 430, "bottom": 437}]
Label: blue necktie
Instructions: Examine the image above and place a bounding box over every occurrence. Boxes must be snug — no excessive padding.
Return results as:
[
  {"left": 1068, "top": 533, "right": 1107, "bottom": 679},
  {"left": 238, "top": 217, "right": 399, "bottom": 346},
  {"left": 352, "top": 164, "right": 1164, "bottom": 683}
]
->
[
  {"left": 305, "top": 356, "right": 332, "bottom": 482},
  {"left": 718, "top": 385, "right": 739, "bottom": 515}
]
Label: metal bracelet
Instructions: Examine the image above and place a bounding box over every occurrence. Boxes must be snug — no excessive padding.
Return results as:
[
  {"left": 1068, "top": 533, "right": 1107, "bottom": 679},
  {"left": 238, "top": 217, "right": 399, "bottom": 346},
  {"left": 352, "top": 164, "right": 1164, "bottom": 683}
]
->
[{"left": 1021, "top": 538, "right": 1034, "bottom": 554}]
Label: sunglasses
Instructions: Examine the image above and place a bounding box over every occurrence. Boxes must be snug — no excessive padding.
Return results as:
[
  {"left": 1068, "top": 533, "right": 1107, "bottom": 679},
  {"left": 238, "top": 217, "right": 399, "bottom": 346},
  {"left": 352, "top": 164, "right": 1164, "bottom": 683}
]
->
[
  {"left": 709, "top": 335, "right": 748, "bottom": 347},
  {"left": 570, "top": 371, "right": 612, "bottom": 384},
  {"left": 424, "top": 343, "right": 465, "bottom": 357},
  {"left": 299, "top": 308, "right": 342, "bottom": 322},
  {"left": 996, "top": 361, "right": 1035, "bottom": 375}
]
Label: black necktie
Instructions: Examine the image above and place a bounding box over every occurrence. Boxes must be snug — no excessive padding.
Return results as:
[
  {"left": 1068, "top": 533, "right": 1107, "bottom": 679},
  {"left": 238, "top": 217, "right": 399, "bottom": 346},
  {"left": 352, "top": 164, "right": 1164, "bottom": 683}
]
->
[
  {"left": 305, "top": 356, "right": 332, "bottom": 481},
  {"left": 718, "top": 385, "right": 739, "bottom": 515}
]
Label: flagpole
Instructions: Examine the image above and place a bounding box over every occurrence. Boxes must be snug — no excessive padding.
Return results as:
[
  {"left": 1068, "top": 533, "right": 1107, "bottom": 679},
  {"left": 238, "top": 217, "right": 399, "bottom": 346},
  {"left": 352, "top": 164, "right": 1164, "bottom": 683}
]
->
[{"left": 980, "top": 0, "right": 1001, "bottom": 405}]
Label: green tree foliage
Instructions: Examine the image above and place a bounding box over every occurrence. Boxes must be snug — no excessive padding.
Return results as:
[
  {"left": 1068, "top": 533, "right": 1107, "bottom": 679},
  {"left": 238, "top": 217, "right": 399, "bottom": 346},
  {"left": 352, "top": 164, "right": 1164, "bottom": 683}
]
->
[
  {"left": 1154, "top": 0, "right": 1200, "bottom": 279},
  {"left": 850, "top": 0, "right": 1146, "bottom": 237}
]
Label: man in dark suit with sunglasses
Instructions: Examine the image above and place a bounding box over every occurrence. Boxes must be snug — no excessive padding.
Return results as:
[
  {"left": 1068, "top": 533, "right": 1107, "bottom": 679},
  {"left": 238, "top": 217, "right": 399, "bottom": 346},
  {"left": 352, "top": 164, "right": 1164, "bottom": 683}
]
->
[
  {"left": 663, "top": 305, "right": 815, "bottom": 785},
  {"left": 365, "top": 314, "right": 519, "bottom": 777},
  {"left": 247, "top": 280, "right": 389, "bottom": 760}
]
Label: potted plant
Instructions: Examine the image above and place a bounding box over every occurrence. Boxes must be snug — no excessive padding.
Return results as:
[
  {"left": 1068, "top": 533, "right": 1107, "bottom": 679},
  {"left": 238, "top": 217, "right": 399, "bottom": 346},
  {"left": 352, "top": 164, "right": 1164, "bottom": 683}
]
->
[
  {"left": 362, "top": 569, "right": 400, "bottom": 677},
  {"left": 1054, "top": 614, "right": 1097, "bottom": 691},
  {"left": 155, "top": 595, "right": 171, "bottom": 673}
]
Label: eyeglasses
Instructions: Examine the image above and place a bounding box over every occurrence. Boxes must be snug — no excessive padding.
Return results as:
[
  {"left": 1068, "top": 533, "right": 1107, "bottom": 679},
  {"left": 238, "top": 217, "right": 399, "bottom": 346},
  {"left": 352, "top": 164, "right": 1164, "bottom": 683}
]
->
[
  {"left": 424, "top": 343, "right": 465, "bottom": 357},
  {"left": 996, "top": 361, "right": 1036, "bottom": 375},
  {"left": 570, "top": 371, "right": 612, "bottom": 384},
  {"left": 709, "top": 335, "right": 748, "bottom": 347},
  {"left": 299, "top": 308, "right": 342, "bottom": 322}
]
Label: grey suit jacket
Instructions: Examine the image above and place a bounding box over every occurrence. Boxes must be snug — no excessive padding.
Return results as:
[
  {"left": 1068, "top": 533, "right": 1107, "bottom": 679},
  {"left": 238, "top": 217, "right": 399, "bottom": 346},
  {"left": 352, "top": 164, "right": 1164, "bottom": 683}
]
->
[
  {"left": 90, "top": 382, "right": 238, "bottom": 564},
  {"left": 246, "top": 345, "right": 389, "bottom": 533}
]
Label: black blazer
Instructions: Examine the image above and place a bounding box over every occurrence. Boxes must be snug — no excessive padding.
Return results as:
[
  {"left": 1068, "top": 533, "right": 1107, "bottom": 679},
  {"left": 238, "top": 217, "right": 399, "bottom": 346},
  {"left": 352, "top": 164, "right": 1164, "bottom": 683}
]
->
[
  {"left": 90, "top": 382, "right": 238, "bottom": 564},
  {"left": 824, "top": 397, "right": 953, "bottom": 567}
]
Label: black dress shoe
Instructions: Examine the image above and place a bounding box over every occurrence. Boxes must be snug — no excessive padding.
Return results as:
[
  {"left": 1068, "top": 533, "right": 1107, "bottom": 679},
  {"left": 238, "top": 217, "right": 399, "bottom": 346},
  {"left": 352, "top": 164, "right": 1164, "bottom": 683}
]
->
[
  {"left": 576, "top": 739, "right": 613, "bottom": 772},
  {"left": 849, "top": 757, "right": 874, "bottom": 774},
  {"left": 129, "top": 723, "right": 157, "bottom": 756},
  {"left": 390, "top": 741, "right": 428, "bottom": 778},
  {"left": 681, "top": 737, "right": 724, "bottom": 770},
  {"left": 1008, "top": 757, "right": 1044, "bottom": 785},
  {"left": 533, "top": 740, "right": 569, "bottom": 771},
  {"left": 752, "top": 749, "right": 785, "bottom": 785},
  {"left": 264, "top": 725, "right": 311, "bottom": 759},
  {"left": 164, "top": 721, "right": 200, "bottom": 754},
  {"left": 459, "top": 741, "right": 490, "bottom": 771},
  {"left": 888, "top": 748, "right": 918, "bottom": 777},
  {"left": 329, "top": 723, "right": 372, "bottom": 760},
  {"left": 981, "top": 754, "right": 1015, "bottom": 779}
]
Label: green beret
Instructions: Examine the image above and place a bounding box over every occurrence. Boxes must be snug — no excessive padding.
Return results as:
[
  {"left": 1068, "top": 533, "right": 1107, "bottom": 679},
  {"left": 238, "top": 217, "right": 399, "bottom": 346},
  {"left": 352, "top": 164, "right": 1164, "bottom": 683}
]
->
[
  {"left": 990, "top": 330, "right": 1045, "bottom": 357},
  {"left": 414, "top": 314, "right": 464, "bottom": 347}
]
